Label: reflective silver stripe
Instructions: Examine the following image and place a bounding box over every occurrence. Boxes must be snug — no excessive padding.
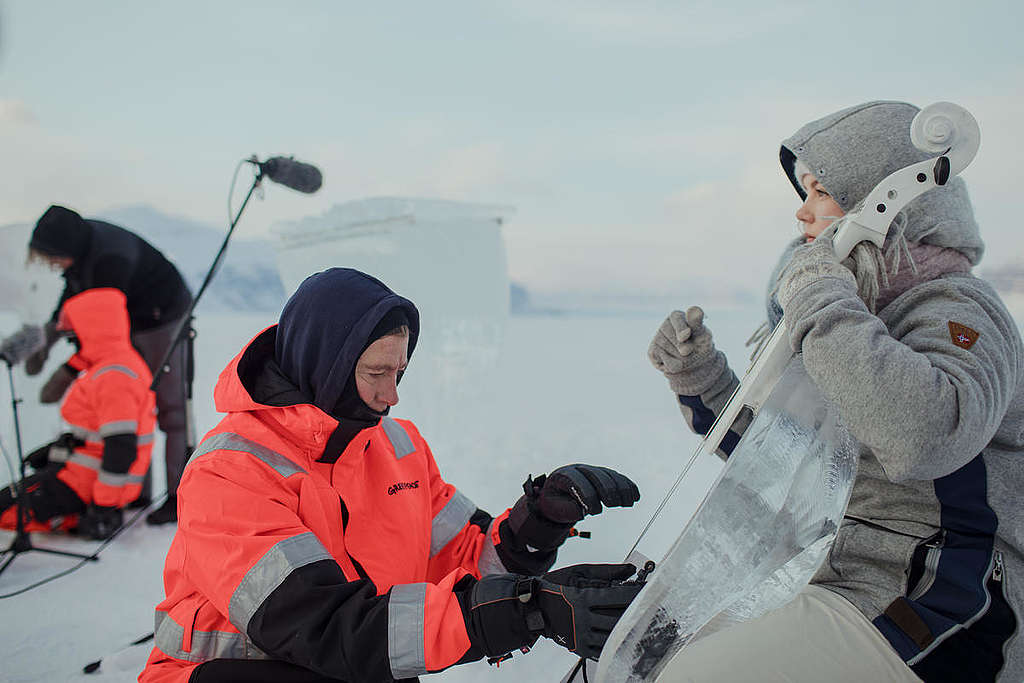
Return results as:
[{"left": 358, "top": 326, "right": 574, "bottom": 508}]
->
[
  {"left": 228, "top": 532, "right": 333, "bottom": 633},
  {"left": 381, "top": 417, "right": 416, "bottom": 459},
  {"left": 48, "top": 446, "right": 70, "bottom": 463},
  {"left": 190, "top": 432, "right": 306, "bottom": 478},
  {"left": 429, "top": 490, "right": 476, "bottom": 558},
  {"left": 388, "top": 583, "right": 427, "bottom": 678},
  {"left": 70, "top": 425, "right": 151, "bottom": 443},
  {"left": 97, "top": 471, "right": 145, "bottom": 487},
  {"left": 153, "top": 610, "right": 270, "bottom": 664},
  {"left": 99, "top": 420, "right": 138, "bottom": 437},
  {"left": 92, "top": 364, "right": 138, "bottom": 380},
  {"left": 69, "top": 426, "right": 102, "bottom": 443},
  {"left": 477, "top": 519, "right": 508, "bottom": 576},
  {"left": 68, "top": 453, "right": 101, "bottom": 470}
]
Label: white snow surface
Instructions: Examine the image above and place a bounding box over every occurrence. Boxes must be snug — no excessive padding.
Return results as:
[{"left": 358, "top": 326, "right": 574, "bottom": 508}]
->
[
  {"left": 2, "top": 306, "right": 1022, "bottom": 683},
  {"left": 0, "top": 308, "right": 746, "bottom": 682}
]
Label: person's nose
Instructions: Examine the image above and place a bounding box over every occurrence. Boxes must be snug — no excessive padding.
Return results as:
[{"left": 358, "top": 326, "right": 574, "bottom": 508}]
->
[
  {"left": 380, "top": 376, "right": 400, "bottom": 407},
  {"left": 795, "top": 197, "right": 815, "bottom": 224}
]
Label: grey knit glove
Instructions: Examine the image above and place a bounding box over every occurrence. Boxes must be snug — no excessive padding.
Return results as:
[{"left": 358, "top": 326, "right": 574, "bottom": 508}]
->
[
  {"left": 24, "top": 321, "right": 59, "bottom": 376},
  {"left": 0, "top": 324, "right": 45, "bottom": 366},
  {"left": 648, "top": 306, "right": 727, "bottom": 396},
  {"left": 776, "top": 225, "right": 856, "bottom": 314}
]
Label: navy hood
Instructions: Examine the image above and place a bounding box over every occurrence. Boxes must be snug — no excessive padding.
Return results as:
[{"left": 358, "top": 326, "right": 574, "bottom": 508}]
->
[{"left": 274, "top": 268, "right": 420, "bottom": 417}]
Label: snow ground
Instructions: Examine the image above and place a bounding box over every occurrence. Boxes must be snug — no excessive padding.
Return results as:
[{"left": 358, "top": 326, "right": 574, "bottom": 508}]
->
[
  {"left": 2, "top": 304, "right": 1021, "bottom": 683},
  {"left": 0, "top": 309, "right": 749, "bottom": 683}
]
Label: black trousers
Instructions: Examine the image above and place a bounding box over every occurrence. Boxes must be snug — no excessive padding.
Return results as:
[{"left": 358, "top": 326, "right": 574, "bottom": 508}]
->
[
  {"left": 188, "top": 659, "right": 348, "bottom": 683},
  {"left": 132, "top": 311, "right": 191, "bottom": 497},
  {"left": 187, "top": 659, "right": 421, "bottom": 683},
  {"left": 0, "top": 464, "right": 85, "bottom": 525}
]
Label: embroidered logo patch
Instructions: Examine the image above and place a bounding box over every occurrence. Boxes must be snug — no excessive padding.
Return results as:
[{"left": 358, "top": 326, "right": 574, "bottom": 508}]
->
[
  {"left": 387, "top": 480, "right": 419, "bottom": 495},
  {"left": 948, "top": 321, "right": 980, "bottom": 350}
]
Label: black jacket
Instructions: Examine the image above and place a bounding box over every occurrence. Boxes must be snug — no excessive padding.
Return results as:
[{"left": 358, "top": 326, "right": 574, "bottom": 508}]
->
[{"left": 52, "top": 220, "right": 191, "bottom": 333}]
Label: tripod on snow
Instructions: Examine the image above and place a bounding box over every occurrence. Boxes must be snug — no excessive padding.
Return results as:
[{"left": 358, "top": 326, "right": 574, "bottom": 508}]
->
[{"left": 0, "top": 357, "right": 97, "bottom": 578}]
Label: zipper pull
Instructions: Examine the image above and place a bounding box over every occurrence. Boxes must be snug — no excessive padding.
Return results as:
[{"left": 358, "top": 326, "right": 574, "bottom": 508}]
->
[
  {"left": 992, "top": 550, "right": 1004, "bottom": 583},
  {"left": 925, "top": 529, "right": 945, "bottom": 549}
]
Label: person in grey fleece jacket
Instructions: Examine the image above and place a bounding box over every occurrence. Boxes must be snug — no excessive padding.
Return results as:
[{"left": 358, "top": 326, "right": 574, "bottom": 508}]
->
[{"left": 649, "top": 101, "right": 1022, "bottom": 682}]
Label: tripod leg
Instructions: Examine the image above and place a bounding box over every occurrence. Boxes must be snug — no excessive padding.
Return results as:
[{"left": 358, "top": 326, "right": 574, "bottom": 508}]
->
[
  {"left": 19, "top": 544, "right": 97, "bottom": 561},
  {"left": 1, "top": 362, "right": 100, "bottom": 578}
]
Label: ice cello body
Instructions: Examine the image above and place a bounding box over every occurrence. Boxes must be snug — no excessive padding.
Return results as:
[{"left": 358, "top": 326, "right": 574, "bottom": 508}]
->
[{"left": 596, "top": 358, "right": 858, "bottom": 683}]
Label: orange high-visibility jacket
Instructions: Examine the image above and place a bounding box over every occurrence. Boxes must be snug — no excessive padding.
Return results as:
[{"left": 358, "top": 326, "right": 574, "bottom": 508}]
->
[
  {"left": 56, "top": 288, "right": 155, "bottom": 508},
  {"left": 140, "top": 329, "right": 514, "bottom": 683}
]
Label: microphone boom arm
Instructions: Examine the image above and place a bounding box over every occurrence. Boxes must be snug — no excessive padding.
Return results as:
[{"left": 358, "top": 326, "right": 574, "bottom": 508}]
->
[{"left": 148, "top": 165, "right": 266, "bottom": 463}]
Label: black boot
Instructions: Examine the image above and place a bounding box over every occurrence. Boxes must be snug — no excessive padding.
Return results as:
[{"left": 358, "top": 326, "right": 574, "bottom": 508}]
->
[
  {"left": 77, "top": 504, "right": 123, "bottom": 540},
  {"left": 125, "top": 494, "right": 152, "bottom": 509},
  {"left": 146, "top": 495, "right": 177, "bottom": 525}
]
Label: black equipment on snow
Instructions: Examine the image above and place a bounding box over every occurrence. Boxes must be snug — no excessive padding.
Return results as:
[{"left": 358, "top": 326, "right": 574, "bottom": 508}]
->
[
  {"left": 246, "top": 155, "right": 323, "bottom": 194},
  {"left": 83, "top": 632, "right": 154, "bottom": 674},
  {"left": 0, "top": 357, "right": 97, "bottom": 578}
]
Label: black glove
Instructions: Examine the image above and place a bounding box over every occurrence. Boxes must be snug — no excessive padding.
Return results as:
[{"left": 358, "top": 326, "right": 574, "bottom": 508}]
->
[
  {"left": 40, "top": 364, "right": 77, "bottom": 404},
  {"left": 537, "top": 464, "right": 641, "bottom": 523},
  {"left": 536, "top": 563, "right": 644, "bottom": 659},
  {"left": 76, "top": 504, "right": 123, "bottom": 540},
  {"left": 462, "top": 563, "right": 643, "bottom": 661},
  {"left": 23, "top": 444, "right": 52, "bottom": 470},
  {"left": 507, "top": 464, "right": 640, "bottom": 552},
  {"left": 23, "top": 433, "right": 83, "bottom": 470},
  {"left": 24, "top": 321, "right": 59, "bottom": 376}
]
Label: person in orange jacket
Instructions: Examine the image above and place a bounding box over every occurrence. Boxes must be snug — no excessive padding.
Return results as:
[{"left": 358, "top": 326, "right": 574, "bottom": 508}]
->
[
  {"left": 0, "top": 288, "right": 156, "bottom": 540},
  {"left": 140, "top": 268, "right": 644, "bottom": 683}
]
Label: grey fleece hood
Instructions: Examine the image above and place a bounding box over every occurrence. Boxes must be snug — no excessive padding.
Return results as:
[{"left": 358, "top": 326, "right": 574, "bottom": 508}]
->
[{"left": 780, "top": 100, "right": 984, "bottom": 265}]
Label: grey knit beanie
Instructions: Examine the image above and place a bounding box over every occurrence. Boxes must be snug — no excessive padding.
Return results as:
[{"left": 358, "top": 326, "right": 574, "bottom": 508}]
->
[{"left": 779, "top": 100, "right": 984, "bottom": 265}]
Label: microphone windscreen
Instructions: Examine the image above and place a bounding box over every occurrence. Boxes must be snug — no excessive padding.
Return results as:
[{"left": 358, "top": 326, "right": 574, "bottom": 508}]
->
[{"left": 261, "top": 157, "right": 323, "bottom": 194}]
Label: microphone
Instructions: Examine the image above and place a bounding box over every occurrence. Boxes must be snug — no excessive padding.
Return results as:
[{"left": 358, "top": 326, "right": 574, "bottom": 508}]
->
[
  {"left": 0, "top": 324, "right": 45, "bottom": 365},
  {"left": 249, "top": 156, "right": 323, "bottom": 194}
]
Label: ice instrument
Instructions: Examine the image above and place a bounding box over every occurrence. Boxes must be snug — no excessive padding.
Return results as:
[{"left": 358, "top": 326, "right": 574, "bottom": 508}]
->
[{"left": 592, "top": 102, "right": 981, "bottom": 683}]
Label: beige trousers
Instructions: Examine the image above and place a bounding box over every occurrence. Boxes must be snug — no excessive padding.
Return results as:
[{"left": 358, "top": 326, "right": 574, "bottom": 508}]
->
[{"left": 655, "top": 585, "right": 922, "bottom": 682}]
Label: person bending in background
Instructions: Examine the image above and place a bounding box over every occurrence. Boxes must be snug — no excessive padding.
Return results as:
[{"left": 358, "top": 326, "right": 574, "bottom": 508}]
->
[
  {"left": 648, "top": 101, "right": 1022, "bottom": 682},
  {"left": 25, "top": 205, "right": 192, "bottom": 525},
  {"left": 0, "top": 289, "right": 156, "bottom": 540},
  {"left": 141, "top": 267, "right": 644, "bottom": 683}
]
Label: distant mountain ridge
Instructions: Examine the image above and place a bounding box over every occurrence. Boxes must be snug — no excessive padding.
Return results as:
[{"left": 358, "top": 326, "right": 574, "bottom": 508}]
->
[
  {"left": 97, "top": 205, "right": 286, "bottom": 313},
  {"left": 983, "top": 262, "right": 1024, "bottom": 295}
]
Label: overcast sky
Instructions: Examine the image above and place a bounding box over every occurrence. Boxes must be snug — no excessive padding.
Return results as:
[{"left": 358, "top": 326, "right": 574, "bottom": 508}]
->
[{"left": 2, "top": 1, "right": 1021, "bottom": 298}]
